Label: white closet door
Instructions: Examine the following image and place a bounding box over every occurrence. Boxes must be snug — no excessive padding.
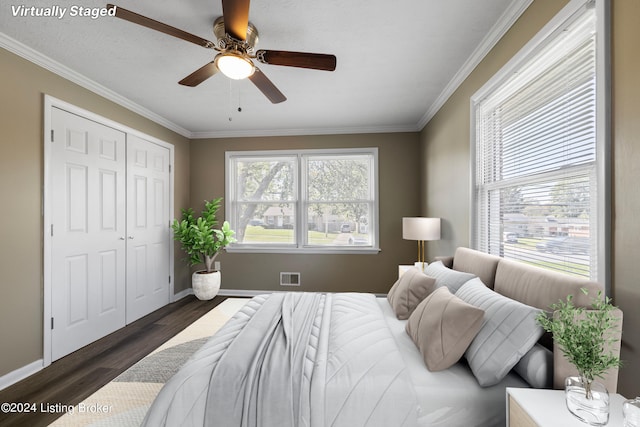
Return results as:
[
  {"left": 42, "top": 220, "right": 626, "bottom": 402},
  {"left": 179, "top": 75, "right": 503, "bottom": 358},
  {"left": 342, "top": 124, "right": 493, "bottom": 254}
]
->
[
  {"left": 50, "top": 107, "right": 127, "bottom": 361},
  {"left": 125, "top": 134, "right": 171, "bottom": 323}
]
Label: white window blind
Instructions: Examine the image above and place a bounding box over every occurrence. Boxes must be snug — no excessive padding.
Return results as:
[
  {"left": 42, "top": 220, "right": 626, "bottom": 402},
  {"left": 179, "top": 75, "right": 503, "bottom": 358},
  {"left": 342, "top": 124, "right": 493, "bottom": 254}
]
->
[{"left": 473, "top": 6, "right": 603, "bottom": 280}]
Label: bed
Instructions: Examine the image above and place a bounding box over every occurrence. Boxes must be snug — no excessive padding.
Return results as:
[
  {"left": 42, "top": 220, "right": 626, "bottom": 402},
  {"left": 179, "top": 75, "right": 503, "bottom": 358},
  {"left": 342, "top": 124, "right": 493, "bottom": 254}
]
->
[{"left": 141, "top": 247, "right": 622, "bottom": 427}]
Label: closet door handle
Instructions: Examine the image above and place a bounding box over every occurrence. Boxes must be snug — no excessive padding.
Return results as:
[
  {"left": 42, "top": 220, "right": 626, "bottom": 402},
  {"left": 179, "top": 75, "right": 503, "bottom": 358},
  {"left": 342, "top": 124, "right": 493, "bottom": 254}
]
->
[
  {"left": 119, "top": 237, "right": 125, "bottom": 240},
  {"left": 128, "top": 236, "right": 134, "bottom": 240}
]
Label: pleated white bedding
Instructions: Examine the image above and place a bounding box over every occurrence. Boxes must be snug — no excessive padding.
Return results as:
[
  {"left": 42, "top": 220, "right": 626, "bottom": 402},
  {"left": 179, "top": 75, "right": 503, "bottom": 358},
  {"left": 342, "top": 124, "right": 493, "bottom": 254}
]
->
[{"left": 142, "top": 293, "right": 419, "bottom": 427}]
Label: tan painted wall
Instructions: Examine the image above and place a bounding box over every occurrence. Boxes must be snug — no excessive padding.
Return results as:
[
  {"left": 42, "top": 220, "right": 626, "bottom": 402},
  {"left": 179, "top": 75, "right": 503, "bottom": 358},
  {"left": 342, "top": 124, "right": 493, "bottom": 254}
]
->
[
  {"left": 420, "top": 0, "right": 640, "bottom": 397},
  {"left": 0, "top": 48, "right": 191, "bottom": 377},
  {"left": 420, "top": 0, "right": 568, "bottom": 257},
  {"left": 188, "top": 133, "right": 421, "bottom": 294},
  {"left": 0, "top": 45, "right": 421, "bottom": 382},
  {"left": 611, "top": 0, "right": 640, "bottom": 397}
]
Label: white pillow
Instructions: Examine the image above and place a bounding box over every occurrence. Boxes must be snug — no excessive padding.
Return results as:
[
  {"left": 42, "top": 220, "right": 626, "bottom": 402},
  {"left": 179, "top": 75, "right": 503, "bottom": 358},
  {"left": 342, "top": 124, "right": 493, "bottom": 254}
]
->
[
  {"left": 456, "top": 278, "right": 544, "bottom": 387},
  {"left": 423, "top": 261, "right": 476, "bottom": 293}
]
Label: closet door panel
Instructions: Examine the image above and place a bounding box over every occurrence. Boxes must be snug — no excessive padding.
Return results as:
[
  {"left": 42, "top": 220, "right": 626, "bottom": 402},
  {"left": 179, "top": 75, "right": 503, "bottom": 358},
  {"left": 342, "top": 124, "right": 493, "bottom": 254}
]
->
[
  {"left": 125, "top": 134, "right": 171, "bottom": 324},
  {"left": 50, "top": 107, "right": 126, "bottom": 361}
]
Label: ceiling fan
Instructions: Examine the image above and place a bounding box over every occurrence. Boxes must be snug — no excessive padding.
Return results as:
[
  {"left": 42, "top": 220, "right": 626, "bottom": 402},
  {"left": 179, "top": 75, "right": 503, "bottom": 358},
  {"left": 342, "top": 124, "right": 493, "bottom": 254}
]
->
[{"left": 106, "top": 0, "right": 337, "bottom": 104}]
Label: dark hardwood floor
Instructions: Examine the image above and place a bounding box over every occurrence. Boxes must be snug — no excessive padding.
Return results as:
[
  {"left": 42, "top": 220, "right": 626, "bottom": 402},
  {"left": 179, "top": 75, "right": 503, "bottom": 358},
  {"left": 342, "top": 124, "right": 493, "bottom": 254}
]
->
[{"left": 0, "top": 295, "right": 227, "bottom": 427}]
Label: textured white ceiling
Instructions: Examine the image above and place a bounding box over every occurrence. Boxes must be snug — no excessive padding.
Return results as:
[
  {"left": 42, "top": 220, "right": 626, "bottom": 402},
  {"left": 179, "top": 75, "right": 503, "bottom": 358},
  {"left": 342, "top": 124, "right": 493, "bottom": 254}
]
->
[{"left": 1, "top": 0, "right": 527, "bottom": 138}]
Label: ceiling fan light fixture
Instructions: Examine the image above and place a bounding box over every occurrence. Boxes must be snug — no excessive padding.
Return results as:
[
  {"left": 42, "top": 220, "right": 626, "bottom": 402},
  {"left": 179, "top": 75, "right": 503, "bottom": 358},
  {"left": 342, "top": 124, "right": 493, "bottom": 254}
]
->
[{"left": 215, "top": 52, "right": 255, "bottom": 80}]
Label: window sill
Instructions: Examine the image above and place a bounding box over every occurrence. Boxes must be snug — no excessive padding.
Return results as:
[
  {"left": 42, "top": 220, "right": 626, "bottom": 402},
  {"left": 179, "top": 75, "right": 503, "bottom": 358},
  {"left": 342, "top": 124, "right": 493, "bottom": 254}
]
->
[{"left": 225, "top": 246, "right": 381, "bottom": 255}]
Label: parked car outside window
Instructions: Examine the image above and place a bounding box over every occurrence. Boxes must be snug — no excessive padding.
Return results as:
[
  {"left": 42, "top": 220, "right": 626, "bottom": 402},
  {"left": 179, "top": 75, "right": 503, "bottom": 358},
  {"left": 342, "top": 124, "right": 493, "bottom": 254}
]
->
[
  {"left": 536, "top": 236, "right": 590, "bottom": 255},
  {"left": 503, "top": 232, "right": 518, "bottom": 243}
]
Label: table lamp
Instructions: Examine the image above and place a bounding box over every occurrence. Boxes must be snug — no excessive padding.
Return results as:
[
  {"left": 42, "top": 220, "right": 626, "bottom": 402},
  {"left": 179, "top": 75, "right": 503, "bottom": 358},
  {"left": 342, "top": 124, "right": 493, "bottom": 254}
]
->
[{"left": 402, "top": 217, "right": 441, "bottom": 270}]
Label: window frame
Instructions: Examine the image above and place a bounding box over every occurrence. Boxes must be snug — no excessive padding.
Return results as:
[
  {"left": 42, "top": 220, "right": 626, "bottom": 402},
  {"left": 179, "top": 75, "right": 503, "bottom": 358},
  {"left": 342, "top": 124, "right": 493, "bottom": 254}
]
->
[
  {"left": 225, "top": 147, "right": 380, "bottom": 254},
  {"left": 469, "top": 0, "right": 610, "bottom": 291}
]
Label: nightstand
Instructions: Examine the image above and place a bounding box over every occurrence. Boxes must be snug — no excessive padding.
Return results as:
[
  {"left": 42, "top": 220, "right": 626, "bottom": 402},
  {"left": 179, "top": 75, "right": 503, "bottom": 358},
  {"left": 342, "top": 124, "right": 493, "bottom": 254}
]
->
[
  {"left": 506, "top": 387, "right": 626, "bottom": 426},
  {"left": 398, "top": 263, "right": 428, "bottom": 278},
  {"left": 398, "top": 265, "right": 414, "bottom": 278}
]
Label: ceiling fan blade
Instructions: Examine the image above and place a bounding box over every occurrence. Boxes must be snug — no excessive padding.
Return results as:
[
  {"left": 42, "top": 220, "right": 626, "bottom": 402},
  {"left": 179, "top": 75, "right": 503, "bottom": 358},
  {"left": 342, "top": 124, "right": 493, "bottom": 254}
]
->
[
  {"left": 256, "top": 50, "right": 337, "bottom": 71},
  {"left": 107, "top": 4, "right": 216, "bottom": 49},
  {"left": 248, "top": 68, "right": 286, "bottom": 104},
  {"left": 222, "top": 0, "right": 250, "bottom": 41},
  {"left": 179, "top": 61, "right": 219, "bottom": 87}
]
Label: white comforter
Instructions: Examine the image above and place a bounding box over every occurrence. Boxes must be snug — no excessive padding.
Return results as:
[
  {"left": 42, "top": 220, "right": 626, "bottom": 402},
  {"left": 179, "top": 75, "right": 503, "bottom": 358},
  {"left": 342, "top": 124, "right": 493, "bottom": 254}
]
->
[
  {"left": 377, "top": 298, "right": 530, "bottom": 427},
  {"left": 141, "top": 293, "right": 419, "bottom": 427}
]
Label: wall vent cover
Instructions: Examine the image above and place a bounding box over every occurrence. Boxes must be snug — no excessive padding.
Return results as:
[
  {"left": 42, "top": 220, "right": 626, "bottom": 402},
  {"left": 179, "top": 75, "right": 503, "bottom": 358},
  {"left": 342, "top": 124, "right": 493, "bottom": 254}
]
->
[{"left": 280, "top": 272, "right": 301, "bottom": 286}]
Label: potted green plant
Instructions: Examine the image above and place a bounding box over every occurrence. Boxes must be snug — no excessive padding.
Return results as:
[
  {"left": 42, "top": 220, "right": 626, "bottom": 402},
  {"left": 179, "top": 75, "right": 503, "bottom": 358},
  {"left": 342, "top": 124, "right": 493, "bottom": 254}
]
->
[
  {"left": 536, "top": 288, "right": 622, "bottom": 425},
  {"left": 172, "top": 197, "right": 236, "bottom": 300}
]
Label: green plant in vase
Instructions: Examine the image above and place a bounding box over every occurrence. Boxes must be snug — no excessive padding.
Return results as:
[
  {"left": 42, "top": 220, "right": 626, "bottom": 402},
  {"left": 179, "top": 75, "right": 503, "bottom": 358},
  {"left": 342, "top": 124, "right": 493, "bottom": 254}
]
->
[
  {"left": 536, "top": 288, "right": 621, "bottom": 425},
  {"left": 171, "top": 197, "right": 236, "bottom": 300},
  {"left": 536, "top": 288, "right": 621, "bottom": 396},
  {"left": 172, "top": 197, "right": 236, "bottom": 273}
]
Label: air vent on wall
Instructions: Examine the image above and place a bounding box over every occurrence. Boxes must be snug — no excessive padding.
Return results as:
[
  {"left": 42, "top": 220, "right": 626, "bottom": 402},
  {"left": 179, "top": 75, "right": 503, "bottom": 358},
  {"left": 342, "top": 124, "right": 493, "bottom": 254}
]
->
[{"left": 280, "top": 272, "right": 301, "bottom": 286}]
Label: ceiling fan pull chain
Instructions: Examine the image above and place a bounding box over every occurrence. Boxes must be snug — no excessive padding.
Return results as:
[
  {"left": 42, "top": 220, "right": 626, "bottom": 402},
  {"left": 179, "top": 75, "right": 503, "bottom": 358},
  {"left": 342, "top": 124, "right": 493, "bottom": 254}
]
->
[{"left": 228, "top": 79, "right": 233, "bottom": 121}]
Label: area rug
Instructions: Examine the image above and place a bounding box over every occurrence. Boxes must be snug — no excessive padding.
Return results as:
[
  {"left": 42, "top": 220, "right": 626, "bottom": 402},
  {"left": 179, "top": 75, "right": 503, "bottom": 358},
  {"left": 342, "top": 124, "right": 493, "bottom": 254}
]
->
[{"left": 49, "top": 298, "right": 248, "bottom": 427}]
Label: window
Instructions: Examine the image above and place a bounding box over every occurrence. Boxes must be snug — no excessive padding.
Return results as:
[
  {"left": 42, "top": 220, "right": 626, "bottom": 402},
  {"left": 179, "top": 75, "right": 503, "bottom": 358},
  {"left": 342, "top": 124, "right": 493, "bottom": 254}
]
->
[
  {"left": 471, "top": 1, "right": 609, "bottom": 283},
  {"left": 226, "top": 148, "right": 379, "bottom": 253}
]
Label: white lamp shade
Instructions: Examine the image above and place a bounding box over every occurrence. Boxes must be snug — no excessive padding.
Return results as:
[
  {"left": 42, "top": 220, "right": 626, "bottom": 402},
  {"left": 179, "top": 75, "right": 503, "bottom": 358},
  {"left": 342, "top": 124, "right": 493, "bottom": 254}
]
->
[{"left": 402, "top": 217, "right": 441, "bottom": 241}]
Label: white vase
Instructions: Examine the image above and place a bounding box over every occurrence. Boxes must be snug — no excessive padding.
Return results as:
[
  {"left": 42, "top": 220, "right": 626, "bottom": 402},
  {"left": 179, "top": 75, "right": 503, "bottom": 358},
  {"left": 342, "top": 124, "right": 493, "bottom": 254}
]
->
[
  {"left": 565, "top": 376, "right": 609, "bottom": 426},
  {"left": 192, "top": 270, "right": 221, "bottom": 301}
]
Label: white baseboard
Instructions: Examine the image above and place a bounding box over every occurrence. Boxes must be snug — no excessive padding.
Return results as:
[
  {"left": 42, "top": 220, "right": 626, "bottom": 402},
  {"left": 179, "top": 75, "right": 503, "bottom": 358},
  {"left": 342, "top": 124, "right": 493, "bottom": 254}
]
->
[
  {"left": 217, "top": 289, "right": 387, "bottom": 298},
  {"left": 171, "top": 287, "right": 194, "bottom": 302},
  {"left": 0, "top": 359, "right": 43, "bottom": 392},
  {"left": 218, "top": 289, "right": 278, "bottom": 297},
  {"left": 172, "top": 287, "right": 273, "bottom": 300}
]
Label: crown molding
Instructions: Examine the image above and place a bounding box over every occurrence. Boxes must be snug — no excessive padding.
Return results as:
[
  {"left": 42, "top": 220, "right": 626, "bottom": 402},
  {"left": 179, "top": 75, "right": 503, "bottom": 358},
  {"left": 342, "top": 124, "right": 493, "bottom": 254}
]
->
[
  {"left": 190, "top": 123, "right": 420, "bottom": 139},
  {"left": 416, "top": 0, "right": 533, "bottom": 131},
  {"left": 0, "top": 32, "right": 192, "bottom": 138}
]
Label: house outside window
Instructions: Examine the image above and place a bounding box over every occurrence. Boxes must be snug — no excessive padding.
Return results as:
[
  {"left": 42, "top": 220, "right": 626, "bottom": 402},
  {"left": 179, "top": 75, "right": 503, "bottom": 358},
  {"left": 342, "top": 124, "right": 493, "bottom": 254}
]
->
[
  {"left": 226, "top": 148, "right": 379, "bottom": 254},
  {"left": 471, "top": 0, "right": 609, "bottom": 286}
]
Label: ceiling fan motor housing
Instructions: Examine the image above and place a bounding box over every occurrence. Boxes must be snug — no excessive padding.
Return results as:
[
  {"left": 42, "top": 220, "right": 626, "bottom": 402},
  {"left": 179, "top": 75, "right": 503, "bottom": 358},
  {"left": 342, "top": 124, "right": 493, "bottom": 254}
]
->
[{"left": 213, "top": 16, "right": 258, "bottom": 53}]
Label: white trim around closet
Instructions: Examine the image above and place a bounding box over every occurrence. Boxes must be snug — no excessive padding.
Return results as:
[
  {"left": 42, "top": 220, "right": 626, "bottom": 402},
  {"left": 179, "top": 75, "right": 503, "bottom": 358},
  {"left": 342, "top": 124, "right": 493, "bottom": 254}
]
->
[{"left": 42, "top": 95, "right": 175, "bottom": 368}]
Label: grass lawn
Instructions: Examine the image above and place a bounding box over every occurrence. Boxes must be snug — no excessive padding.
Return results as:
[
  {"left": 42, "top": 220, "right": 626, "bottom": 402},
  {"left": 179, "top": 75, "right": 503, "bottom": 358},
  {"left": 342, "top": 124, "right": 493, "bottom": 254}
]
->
[
  {"left": 242, "top": 225, "right": 366, "bottom": 245},
  {"left": 509, "top": 238, "right": 590, "bottom": 278},
  {"left": 243, "top": 226, "right": 295, "bottom": 243},
  {"left": 530, "top": 259, "right": 590, "bottom": 276}
]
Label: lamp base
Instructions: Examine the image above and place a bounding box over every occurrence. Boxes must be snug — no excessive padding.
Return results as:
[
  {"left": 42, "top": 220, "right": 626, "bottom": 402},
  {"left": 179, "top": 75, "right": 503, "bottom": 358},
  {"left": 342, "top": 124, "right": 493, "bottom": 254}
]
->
[{"left": 414, "top": 261, "right": 428, "bottom": 272}]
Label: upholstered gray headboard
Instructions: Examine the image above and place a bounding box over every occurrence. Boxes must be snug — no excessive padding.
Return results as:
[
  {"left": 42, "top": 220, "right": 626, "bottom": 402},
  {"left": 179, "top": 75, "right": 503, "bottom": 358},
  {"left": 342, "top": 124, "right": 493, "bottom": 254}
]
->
[
  {"left": 446, "top": 247, "right": 602, "bottom": 309},
  {"left": 451, "top": 247, "right": 501, "bottom": 290},
  {"left": 493, "top": 258, "right": 602, "bottom": 310},
  {"left": 438, "top": 247, "right": 621, "bottom": 392}
]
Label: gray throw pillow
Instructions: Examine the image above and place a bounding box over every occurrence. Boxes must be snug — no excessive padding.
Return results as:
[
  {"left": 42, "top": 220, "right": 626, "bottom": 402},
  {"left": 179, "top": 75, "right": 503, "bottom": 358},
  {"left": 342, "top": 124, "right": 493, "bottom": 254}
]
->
[
  {"left": 423, "top": 261, "right": 476, "bottom": 293},
  {"left": 456, "top": 278, "right": 544, "bottom": 387},
  {"left": 387, "top": 267, "right": 437, "bottom": 320},
  {"left": 513, "top": 344, "right": 553, "bottom": 389}
]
